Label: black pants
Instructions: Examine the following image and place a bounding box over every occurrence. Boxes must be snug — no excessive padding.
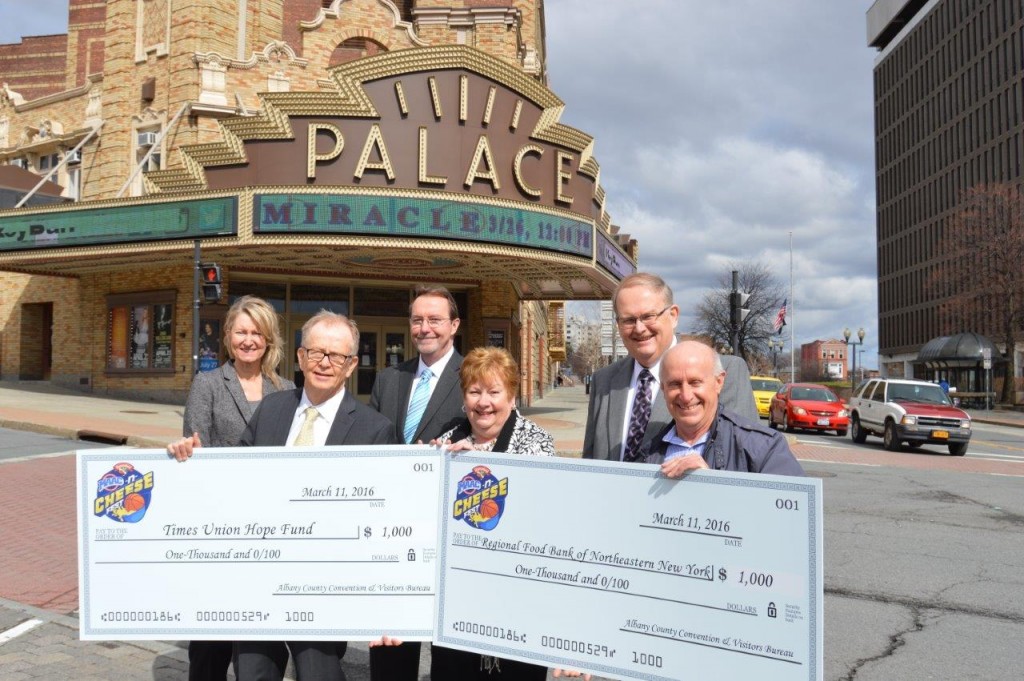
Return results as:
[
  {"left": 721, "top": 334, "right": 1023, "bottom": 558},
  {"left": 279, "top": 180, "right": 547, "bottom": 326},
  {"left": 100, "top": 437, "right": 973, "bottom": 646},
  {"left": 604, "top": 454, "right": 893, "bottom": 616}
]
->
[
  {"left": 188, "top": 640, "right": 233, "bottom": 681},
  {"left": 234, "top": 641, "right": 347, "bottom": 681},
  {"left": 370, "top": 641, "right": 421, "bottom": 680}
]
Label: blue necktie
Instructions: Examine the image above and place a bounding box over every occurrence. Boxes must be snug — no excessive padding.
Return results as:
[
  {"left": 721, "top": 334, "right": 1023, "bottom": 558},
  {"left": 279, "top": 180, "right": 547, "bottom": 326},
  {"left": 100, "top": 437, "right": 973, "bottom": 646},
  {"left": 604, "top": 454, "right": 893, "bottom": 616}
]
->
[
  {"left": 404, "top": 368, "right": 433, "bottom": 444},
  {"left": 624, "top": 369, "right": 653, "bottom": 462}
]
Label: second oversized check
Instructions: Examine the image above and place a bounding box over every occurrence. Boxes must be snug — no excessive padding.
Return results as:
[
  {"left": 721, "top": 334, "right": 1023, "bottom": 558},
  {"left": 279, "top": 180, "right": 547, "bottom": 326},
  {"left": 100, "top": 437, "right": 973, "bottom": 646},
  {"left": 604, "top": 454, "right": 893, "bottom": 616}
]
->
[
  {"left": 78, "top": 446, "right": 441, "bottom": 641},
  {"left": 435, "top": 455, "right": 823, "bottom": 681}
]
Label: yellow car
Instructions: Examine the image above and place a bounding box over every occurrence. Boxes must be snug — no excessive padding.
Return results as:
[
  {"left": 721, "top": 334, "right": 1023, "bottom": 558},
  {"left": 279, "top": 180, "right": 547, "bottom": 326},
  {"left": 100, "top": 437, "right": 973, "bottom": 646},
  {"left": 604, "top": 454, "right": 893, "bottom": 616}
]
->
[{"left": 751, "top": 376, "right": 784, "bottom": 418}]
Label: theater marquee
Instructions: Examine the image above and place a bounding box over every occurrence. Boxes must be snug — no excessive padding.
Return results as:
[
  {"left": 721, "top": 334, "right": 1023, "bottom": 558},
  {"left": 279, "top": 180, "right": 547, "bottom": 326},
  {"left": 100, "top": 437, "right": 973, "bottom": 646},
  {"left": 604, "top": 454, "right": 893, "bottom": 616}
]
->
[{"left": 0, "top": 46, "right": 634, "bottom": 297}]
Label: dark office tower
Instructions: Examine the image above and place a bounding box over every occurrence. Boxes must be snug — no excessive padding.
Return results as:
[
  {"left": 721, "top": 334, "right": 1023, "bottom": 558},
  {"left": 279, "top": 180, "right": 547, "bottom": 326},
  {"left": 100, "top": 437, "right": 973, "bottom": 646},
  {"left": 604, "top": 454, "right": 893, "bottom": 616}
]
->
[{"left": 867, "top": 0, "right": 1023, "bottom": 387}]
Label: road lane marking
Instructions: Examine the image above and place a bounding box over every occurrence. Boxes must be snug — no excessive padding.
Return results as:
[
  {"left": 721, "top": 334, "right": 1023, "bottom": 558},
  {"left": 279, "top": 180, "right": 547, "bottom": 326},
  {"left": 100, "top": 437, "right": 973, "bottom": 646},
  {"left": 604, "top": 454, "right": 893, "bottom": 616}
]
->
[
  {"left": 0, "top": 618, "right": 43, "bottom": 644},
  {"left": 966, "top": 454, "right": 1024, "bottom": 463}
]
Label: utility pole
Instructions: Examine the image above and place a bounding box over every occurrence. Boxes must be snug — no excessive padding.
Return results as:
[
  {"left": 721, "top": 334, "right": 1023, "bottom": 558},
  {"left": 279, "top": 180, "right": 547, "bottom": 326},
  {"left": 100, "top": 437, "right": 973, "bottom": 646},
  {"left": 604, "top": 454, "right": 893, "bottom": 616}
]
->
[{"left": 192, "top": 240, "right": 200, "bottom": 376}]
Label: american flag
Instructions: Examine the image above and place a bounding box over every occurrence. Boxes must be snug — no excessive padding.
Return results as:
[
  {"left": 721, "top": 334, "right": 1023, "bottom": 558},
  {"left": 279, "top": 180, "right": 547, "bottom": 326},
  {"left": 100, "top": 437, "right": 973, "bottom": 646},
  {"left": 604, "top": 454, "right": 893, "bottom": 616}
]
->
[{"left": 773, "top": 299, "right": 787, "bottom": 334}]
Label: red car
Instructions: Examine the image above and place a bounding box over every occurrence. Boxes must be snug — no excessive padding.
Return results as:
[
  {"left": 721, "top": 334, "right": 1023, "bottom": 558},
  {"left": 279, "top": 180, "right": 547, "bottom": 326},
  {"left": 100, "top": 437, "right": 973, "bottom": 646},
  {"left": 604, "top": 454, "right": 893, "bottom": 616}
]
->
[{"left": 769, "top": 383, "right": 849, "bottom": 436}]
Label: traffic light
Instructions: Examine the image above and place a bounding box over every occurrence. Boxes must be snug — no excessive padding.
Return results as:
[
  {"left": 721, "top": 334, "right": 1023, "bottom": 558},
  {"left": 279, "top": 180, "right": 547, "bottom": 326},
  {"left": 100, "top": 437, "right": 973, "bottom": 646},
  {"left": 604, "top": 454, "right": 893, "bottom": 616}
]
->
[
  {"left": 200, "top": 263, "right": 222, "bottom": 303},
  {"left": 730, "top": 290, "right": 750, "bottom": 327}
]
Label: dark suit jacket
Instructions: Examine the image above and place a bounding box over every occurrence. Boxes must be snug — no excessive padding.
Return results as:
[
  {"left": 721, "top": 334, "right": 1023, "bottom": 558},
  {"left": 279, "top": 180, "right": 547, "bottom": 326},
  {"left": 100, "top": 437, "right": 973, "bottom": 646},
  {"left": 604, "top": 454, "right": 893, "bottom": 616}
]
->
[
  {"left": 183, "top": 361, "right": 295, "bottom": 446},
  {"left": 240, "top": 388, "right": 397, "bottom": 447},
  {"left": 582, "top": 356, "right": 671, "bottom": 461},
  {"left": 369, "top": 352, "right": 464, "bottom": 444}
]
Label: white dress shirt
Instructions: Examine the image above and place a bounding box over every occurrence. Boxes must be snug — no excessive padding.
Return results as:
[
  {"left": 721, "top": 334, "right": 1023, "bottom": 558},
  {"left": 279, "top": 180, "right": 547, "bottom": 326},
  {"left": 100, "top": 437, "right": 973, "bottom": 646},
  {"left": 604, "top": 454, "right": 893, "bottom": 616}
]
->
[{"left": 286, "top": 388, "right": 346, "bottom": 447}]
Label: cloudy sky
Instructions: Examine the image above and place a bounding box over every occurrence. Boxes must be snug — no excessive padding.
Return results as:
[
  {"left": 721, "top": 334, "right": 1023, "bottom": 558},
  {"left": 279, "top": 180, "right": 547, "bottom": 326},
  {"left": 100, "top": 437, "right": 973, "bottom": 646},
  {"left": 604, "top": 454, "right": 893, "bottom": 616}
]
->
[{"left": 0, "top": 0, "right": 880, "bottom": 367}]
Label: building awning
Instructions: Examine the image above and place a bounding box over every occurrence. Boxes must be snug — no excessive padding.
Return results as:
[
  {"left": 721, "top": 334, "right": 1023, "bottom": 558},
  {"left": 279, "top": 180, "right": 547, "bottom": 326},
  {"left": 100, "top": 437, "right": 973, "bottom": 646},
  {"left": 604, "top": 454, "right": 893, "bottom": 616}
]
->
[{"left": 916, "top": 332, "right": 1002, "bottom": 368}]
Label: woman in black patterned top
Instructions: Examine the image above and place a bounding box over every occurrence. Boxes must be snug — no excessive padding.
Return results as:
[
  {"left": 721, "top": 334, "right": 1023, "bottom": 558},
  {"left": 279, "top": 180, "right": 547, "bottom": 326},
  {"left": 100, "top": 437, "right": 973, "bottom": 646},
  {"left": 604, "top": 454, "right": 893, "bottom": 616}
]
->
[{"left": 433, "top": 346, "right": 553, "bottom": 679}]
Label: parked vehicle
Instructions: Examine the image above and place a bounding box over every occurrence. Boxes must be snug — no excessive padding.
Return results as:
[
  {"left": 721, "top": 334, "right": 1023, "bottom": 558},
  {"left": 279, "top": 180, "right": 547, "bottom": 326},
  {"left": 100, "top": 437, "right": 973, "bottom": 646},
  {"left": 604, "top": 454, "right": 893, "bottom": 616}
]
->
[
  {"left": 750, "top": 376, "right": 784, "bottom": 418},
  {"left": 768, "top": 383, "right": 849, "bottom": 436},
  {"left": 847, "top": 378, "right": 971, "bottom": 456}
]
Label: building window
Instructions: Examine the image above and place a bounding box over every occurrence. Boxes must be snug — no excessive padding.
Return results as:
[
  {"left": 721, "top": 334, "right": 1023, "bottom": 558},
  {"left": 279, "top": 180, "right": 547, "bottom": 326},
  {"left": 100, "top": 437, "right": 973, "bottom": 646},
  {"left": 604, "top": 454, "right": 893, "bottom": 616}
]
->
[
  {"left": 38, "top": 153, "right": 59, "bottom": 171},
  {"left": 106, "top": 291, "right": 175, "bottom": 373},
  {"left": 66, "top": 166, "right": 81, "bottom": 201}
]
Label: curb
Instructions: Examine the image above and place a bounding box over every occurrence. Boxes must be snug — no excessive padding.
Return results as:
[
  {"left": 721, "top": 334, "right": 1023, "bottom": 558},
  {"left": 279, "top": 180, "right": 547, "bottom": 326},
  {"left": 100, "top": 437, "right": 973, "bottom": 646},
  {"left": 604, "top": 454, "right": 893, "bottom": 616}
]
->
[
  {"left": 0, "top": 419, "right": 80, "bottom": 441},
  {"left": 969, "top": 416, "right": 1024, "bottom": 429}
]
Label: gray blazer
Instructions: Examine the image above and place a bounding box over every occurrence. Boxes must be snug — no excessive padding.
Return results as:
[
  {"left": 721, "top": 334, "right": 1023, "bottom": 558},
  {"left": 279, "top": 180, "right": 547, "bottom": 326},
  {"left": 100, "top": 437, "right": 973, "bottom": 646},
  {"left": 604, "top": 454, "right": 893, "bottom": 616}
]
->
[
  {"left": 369, "top": 352, "right": 464, "bottom": 444},
  {"left": 720, "top": 354, "right": 759, "bottom": 423},
  {"left": 182, "top": 361, "right": 295, "bottom": 446},
  {"left": 582, "top": 356, "right": 671, "bottom": 461},
  {"left": 240, "top": 388, "right": 397, "bottom": 446}
]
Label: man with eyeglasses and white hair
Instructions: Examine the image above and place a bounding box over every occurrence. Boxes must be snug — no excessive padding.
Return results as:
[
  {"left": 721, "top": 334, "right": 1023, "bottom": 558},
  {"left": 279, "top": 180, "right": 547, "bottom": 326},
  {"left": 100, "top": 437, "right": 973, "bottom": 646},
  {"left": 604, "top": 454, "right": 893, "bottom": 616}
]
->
[
  {"left": 367, "top": 284, "right": 465, "bottom": 681},
  {"left": 168, "top": 310, "right": 396, "bottom": 681},
  {"left": 584, "top": 273, "right": 681, "bottom": 462}
]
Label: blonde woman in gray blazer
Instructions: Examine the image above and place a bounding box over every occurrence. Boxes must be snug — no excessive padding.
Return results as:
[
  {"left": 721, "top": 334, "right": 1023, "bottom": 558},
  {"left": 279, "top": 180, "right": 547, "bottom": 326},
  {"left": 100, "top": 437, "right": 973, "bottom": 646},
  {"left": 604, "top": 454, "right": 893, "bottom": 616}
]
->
[
  {"left": 183, "top": 296, "right": 293, "bottom": 447},
  {"left": 179, "top": 295, "right": 293, "bottom": 681}
]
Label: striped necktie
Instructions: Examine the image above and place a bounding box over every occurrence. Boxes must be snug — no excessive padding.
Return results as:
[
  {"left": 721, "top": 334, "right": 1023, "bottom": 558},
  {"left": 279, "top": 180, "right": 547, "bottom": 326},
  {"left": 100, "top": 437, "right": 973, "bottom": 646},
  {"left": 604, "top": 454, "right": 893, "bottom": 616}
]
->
[
  {"left": 403, "top": 368, "right": 433, "bottom": 444},
  {"left": 293, "top": 407, "right": 319, "bottom": 446}
]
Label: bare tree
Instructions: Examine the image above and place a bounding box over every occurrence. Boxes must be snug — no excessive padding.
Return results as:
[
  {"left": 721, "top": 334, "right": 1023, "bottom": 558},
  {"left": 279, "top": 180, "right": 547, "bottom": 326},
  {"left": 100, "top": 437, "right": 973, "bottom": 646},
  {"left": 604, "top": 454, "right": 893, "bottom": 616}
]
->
[
  {"left": 933, "top": 183, "right": 1024, "bottom": 403},
  {"left": 567, "top": 333, "right": 602, "bottom": 379},
  {"left": 693, "top": 260, "right": 787, "bottom": 362}
]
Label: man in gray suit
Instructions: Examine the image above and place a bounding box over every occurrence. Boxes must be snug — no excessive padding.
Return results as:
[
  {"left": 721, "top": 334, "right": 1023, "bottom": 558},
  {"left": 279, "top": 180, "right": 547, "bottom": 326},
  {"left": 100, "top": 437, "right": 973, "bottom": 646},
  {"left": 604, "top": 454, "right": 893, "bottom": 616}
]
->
[
  {"left": 367, "top": 285, "right": 465, "bottom": 681},
  {"left": 584, "top": 273, "right": 680, "bottom": 462},
  {"left": 170, "top": 310, "right": 397, "bottom": 681}
]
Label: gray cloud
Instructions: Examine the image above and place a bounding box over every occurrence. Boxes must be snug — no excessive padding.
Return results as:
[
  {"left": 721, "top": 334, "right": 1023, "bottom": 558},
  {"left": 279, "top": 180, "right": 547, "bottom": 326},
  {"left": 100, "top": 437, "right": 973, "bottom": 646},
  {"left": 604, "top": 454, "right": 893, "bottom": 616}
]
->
[{"left": 550, "top": 0, "right": 880, "bottom": 363}]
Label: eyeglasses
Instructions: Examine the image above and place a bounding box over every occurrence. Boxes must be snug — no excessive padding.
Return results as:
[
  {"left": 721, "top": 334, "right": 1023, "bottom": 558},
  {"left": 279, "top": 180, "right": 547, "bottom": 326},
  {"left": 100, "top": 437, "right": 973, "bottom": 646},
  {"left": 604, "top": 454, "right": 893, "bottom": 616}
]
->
[
  {"left": 410, "top": 317, "right": 451, "bottom": 329},
  {"left": 232, "top": 330, "right": 264, "bottom": 340},
  {"left": 616, "top": 305, "right": 672, "bottom": 331},
  {"left": 300, "top": 347, "right": 355, "bottom": 367}
]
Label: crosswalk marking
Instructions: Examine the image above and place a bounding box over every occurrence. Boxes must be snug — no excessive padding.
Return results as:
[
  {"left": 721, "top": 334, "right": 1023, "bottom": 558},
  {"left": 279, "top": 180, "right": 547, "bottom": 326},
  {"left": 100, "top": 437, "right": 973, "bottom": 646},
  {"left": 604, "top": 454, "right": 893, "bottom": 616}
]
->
[{"left": 0, "top": 618, "right": 43, "bottom": 645}]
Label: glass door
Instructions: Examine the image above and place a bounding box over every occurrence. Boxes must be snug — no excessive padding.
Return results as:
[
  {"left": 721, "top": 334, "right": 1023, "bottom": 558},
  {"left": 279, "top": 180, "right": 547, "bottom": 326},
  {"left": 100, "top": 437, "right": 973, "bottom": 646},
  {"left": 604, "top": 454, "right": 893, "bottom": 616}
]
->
[
  {"left": 353, "top": 324, "right": 410, "bottom": 402},
  {"left": 289, "top": 317, "right": 310, "bottom": 389}
]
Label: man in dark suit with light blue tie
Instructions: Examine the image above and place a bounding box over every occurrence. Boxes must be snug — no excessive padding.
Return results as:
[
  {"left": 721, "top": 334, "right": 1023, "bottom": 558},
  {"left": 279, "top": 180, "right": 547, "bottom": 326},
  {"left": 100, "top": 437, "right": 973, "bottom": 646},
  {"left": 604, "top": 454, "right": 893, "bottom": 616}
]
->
[{"left": 367, "top": 285, "right": 465, "bottom": 680}]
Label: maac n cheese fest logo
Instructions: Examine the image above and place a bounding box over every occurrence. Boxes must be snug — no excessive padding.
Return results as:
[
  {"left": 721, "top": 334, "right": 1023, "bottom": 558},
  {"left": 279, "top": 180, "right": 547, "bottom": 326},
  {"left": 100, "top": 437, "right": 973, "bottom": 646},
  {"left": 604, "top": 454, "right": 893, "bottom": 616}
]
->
[
  {"left": 93, "top": 462, "right": 154, "bottom": 523},
  {"left": 452, "top": 465, "right": 509, "bottom": 531}
]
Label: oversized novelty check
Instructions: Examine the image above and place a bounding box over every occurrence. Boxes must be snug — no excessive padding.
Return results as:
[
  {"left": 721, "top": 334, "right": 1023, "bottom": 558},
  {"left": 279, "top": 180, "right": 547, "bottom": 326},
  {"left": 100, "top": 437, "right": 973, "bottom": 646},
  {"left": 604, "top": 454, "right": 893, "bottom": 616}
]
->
[
  {"left": 435, "top": 455, "right": 823, "bottom": 681},
  {"left": 77, "top": 446, "right": 442, "bottom": 641}
]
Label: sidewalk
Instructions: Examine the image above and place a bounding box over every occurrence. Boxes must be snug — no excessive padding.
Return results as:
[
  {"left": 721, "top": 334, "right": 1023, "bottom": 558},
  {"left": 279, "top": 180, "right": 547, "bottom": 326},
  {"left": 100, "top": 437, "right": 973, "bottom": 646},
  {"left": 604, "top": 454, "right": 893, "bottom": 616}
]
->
[{"left": 0, "top": 380, "right": 593, "bottom": 452}]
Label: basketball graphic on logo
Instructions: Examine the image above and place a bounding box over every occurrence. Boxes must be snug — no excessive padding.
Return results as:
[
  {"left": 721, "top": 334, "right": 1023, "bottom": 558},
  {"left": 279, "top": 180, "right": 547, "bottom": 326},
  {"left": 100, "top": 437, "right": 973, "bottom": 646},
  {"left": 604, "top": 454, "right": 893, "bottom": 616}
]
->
[
  {"left": 123, "top": 493, "right": 145, "bottom": 513},
  {"left": 479, "top": 498, "right": 499, "bottom": 519}
]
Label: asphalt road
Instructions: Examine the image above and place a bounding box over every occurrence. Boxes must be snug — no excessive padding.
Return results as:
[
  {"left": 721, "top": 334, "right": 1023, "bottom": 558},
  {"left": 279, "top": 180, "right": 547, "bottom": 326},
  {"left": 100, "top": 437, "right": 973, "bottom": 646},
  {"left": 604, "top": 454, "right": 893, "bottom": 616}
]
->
[
  {"left": 782, "top": 421, "right": 1024, "bottom": 462},
  {"left": 3, "top": 428, "right": 1022, "bottom": 680},
  {"left": 0, "top": 425, "right": 110, "bottom": 462}
]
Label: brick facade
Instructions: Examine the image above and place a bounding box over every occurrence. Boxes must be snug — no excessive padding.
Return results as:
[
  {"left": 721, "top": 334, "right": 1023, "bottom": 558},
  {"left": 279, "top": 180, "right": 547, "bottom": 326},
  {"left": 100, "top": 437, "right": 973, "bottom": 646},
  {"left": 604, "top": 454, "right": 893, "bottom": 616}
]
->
[{"left": 0, "top": 1, "right": 624, "bottom": 404}]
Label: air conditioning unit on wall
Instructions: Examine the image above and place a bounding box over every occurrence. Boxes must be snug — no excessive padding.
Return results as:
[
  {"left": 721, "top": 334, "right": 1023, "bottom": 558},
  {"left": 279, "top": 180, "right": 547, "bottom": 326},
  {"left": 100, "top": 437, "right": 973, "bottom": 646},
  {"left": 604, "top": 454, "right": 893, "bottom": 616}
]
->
[
  {"left": 65, "top": 150, "right": 82, "bottom": 164},
  {"left": 137, "top": 131, "right": 159, "bottom": 147}
]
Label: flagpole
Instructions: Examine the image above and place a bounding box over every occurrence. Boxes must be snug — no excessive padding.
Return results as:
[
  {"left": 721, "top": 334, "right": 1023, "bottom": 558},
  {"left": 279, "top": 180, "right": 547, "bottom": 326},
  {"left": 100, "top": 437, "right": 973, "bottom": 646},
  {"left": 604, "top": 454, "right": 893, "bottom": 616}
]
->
[{"left": 789, "top": 231, "right": 795, "bottom": 381}]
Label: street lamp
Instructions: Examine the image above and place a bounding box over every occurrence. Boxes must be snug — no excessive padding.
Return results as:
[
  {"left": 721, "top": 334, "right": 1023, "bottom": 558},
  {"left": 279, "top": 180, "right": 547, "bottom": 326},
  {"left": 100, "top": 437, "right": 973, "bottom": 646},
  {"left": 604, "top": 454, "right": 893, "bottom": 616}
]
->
[
  {"left": 767, "top": 338, "right": 784, "bottom": 377},
  {"left": 843, "top": 327, "right": 866, "bottom": 390}
]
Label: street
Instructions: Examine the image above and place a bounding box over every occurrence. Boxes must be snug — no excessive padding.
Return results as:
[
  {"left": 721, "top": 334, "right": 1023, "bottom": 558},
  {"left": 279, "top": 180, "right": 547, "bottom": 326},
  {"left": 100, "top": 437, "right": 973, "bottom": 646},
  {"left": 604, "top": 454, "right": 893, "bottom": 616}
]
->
[
  {"left": 778, "top": 421, "right": 1024, "bottom": 463},
  {"left": 2, "top": 425, "right": 1023, "bottom": 679}
]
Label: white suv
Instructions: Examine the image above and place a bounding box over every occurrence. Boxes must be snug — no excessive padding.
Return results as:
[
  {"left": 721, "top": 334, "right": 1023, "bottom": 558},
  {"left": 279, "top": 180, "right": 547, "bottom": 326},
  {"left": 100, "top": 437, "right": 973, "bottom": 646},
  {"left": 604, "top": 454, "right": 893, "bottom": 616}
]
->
[{"left": 848, "top": 378, "right": 971, "bottom": 456}]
